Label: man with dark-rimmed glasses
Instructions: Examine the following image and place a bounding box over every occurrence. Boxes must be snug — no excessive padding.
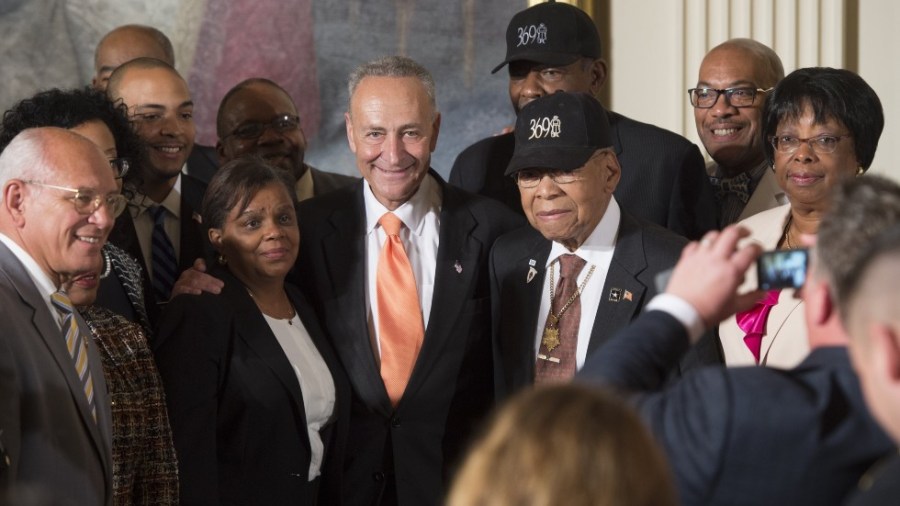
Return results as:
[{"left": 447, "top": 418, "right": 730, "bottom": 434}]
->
[
  {"left": 690, "top": 38, "right": 786, "bottom": 226},
  {"left": 490, "top": 92, "right": 690, "bottom": 400},
  {"left": 216, "top": 78, "right": 357, "bottom": 201}
]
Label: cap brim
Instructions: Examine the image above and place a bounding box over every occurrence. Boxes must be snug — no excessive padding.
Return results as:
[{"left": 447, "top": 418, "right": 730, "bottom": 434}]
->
[
  {"left": 491, "top": 52, "right": 583, "bottom": 74},
  {"left": 505, "top": 145, "right": 598, "bottom": 176}
]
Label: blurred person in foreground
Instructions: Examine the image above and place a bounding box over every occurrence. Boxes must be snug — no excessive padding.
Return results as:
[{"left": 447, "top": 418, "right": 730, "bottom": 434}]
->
[
  {"left": 447, "top": 384, "right": 677, "bottom": 506},
  {"left": 718, "top": 67, "right": 883, "bottom": 368},
  {"left": 0, "top": 87, "right": 178, "bottom": 505},
  {"left": 577, "top": 177, "right": 896, "bottom": 505},
  {"left": 154, "top": 158, "right": 349, "bottom": 505}
]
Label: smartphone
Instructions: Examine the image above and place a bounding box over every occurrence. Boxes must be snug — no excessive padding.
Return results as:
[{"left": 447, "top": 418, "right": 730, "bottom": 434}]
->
[{"left": 757, "top": 248, "right": 808, "bottom": 290}]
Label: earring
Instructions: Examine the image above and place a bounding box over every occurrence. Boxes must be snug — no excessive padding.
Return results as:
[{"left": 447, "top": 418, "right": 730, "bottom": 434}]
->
[
  {"left": 857, "top": 166, "right": 865, "bottom": 176},
  {"left": 217, "top": 254, "right": 228, "bottom": 265}
]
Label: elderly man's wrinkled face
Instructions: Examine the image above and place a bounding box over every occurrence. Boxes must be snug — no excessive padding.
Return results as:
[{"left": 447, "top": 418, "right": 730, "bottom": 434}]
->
[
  {"left": 217, "top": 84, "right": 307, "bottom": 180},
  {"left": 694, "top": 47, "right": 772, "bottom": 176},
  {"left": 345, "top": 76, "right": 440, "bottom": 211},
  {"left": 16, "top": 134, "right": 118, "bottom": 285},
  {"left": 518, "top": 150, "right": 621, "bottom": 251}
]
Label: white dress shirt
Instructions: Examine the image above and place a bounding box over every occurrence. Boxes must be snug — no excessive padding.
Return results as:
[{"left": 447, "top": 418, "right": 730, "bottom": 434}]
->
[
  {"left": 363, "top": 174, "right": 442, "bottom": 358},
  {"left": 263, "top": 313, "right": 336, "bottom": 481},
  {"left": 128, "top": 174, "right": 183, "bottom": 278},
  {"left": 532, "top": 198, "right": 621, "bottom": 370}
]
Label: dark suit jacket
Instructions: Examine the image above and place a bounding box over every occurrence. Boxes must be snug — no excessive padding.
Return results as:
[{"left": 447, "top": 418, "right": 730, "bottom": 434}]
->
[
  {"left": 449, "top": 110, "right": 719, "bottom": 240},
  {"left": 577, "top": 310, "right": 894, "bottom": 506},
  {"left": 845, "top": 451, "right": 900, "bottom": 506},
  {"left": 186, "top": 144, "right": 219, "bottom": 184},
  {"left": 107, "top": 174, "right": 211, "bottom": 328},
  {"left": 490, "top": 210, "right": 687, "bottom": 399},
  {"left": 153, "top": 268, "right": 350, "bottom": 506},
  {"left": 310, "top": 167, "right": 358, "bottom": 196},
  {"left": 294, "top": 172, "right": 524, "bottom": 506},
  {"left": 0, "top": 241, "right": 113, "bottom": 505}
]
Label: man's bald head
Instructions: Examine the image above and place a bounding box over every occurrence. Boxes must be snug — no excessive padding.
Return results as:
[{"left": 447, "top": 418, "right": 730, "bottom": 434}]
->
[
  {"left": 106, "top": 57, "right": 182, "bottom": 104},
  {"left": 93, "top": 24, "right": 175, "bottom": 91},
  {"left": 707, "top": 38, "right": 784, "bottom": 87}
]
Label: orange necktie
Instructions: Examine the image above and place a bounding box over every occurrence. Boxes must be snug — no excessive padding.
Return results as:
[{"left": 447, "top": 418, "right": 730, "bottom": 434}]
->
[{"left": 377, "top": 212, "right": 425, "bottom": 406}]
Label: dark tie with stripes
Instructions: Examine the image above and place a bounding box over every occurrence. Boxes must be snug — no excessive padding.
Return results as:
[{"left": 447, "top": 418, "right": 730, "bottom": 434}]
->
[
  {"left": 51, "top": 290, "right": 97, "bottom": 423},
  {"left": 150, "top": 205, "right": 177, "bottom": 302}
]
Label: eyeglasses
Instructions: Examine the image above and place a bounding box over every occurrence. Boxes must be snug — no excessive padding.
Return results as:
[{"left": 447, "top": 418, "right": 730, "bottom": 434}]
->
[
  {"left": 769, "top": 134, "right": 851, "bottom": 155},
  {"left": 110, "top": 158, "right": 130, "bottom": 179},
  {"left": 225, "top": 114, "right": 301, "bottom": 141},
  {"left": 515, "top": 168, "right": 586, "bottom": 188},
  {"left": 25, "top": 181, "right": 128, "bottom": 218},
  {"left": 687, "top": 87, "right": 773, "bottom": 108}
]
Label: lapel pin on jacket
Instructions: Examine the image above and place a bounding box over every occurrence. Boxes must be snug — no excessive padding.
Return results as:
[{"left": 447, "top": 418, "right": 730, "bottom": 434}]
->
[
  {"left": 454, "top": 260, "right": 463, "bottom": 274},
  {"left": 623, "top": 290, "right": 633, "bottom": 302},
  {"left": 526, "top": 259, "right": 538, "bottom": 283},
  {"left": 609, "top": 287, "right": 622, "bottom": 302}
]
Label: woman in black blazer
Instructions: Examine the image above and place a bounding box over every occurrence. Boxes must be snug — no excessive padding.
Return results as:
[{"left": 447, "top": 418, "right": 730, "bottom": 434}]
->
[{"left": 154, "top": 158, "right": 348, "bottom": 505}]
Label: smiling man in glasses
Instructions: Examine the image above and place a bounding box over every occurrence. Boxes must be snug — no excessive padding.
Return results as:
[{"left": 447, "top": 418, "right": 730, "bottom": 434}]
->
[
  {"left": 216, "top": 78, "right": 357, "bottom": 201},
  {"left": 490, "top": 92, "right": 692, "bottom": 399},
  {"left": 691, "top": 38, "right": 786, "bottom": 226},
  {"left": 0, "top": 127, "right": 117, "bottom": 505}
]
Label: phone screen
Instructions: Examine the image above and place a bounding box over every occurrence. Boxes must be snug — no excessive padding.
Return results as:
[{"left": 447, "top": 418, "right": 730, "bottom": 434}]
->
[{"left": 757, "top": 249, "right": 808, "bottom": 290}]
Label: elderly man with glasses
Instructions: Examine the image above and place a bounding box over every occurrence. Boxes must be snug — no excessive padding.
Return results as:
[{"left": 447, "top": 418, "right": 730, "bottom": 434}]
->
[
  {"left": 690, "top": 38, "right": 787, "bottom": 226},
  {"left": 490, "top": 92, "right": 697, "bottom": 400},
  {"left": 216, "top": 78, "right": 357, "bottom": 201}
]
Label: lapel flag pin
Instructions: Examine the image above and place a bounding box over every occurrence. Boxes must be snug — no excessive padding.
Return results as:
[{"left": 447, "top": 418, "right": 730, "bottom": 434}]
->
[
  {"left": 623, "top": 290, "right": 633, "bottom": 302},
  {"left": 609, "top": 288, "right": 622, "bottom": 302},
  {"left": 527, "top": 266, "right": 538, "bottom": 283},
  {"left": 454, "top": 260, "right": 463, "bottom": 274},
  {"left": 192, "top": 211, "right": 203, "bottom": 224}
]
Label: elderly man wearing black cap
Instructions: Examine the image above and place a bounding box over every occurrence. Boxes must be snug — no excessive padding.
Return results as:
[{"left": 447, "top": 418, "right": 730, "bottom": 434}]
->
[
  {"left": 490, "top": 92, "right": 689, "bottom": 398},
  {"left": 451, "top": 0, "right": 718, "bottom": 240}
]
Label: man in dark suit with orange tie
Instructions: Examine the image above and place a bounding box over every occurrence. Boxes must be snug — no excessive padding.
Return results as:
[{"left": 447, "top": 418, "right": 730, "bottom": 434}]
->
[
  {"left": 294, "top": 56, "right": 522, "bottom": 506},
  {"left": 490, "top": 92, "right": 688, "bottom": 399}
]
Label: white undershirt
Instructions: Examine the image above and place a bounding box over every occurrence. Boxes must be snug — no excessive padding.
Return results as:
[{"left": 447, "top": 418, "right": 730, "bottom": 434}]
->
[
  {"left": 128, "top": 174, "right": 183, "bottom": 278},
  {"left": 532, "top": 198, "right": 621, "bottom": 370},
  {"left": 363, "top": 175, "right": 442, "bottom": 359},
  {"left": 263, "top": 313, "right": 336, "bottom": 481}
]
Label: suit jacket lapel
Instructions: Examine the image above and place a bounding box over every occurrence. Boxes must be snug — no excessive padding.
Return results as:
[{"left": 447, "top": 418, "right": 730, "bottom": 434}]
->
[
  {"left": 403, "top": 183, "right": 482, "bottom": 402},
  {"left": 502, "top": 234, "right": 550, "bottom": 387},
  {"left": 320, "top": 186, "right": 393, "bottom": 416},
  {"left": 586, "top": 214, "right": 648, "bottom": 357}
]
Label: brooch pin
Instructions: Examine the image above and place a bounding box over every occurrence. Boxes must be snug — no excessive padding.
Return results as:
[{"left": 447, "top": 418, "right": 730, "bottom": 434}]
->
[{"left": 454, "top": 260, "right": 463, "bottom": 274}]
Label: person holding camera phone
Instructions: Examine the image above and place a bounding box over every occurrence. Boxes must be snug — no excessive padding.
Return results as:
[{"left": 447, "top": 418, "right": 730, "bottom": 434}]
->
[{"left": 717, "top": 67, "right": 884, "bottom": 368}]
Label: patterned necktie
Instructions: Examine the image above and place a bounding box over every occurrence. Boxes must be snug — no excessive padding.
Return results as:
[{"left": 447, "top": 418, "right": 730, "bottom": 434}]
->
[
  {"left": 376, "top": 212, "right": 425, "bottom": 406},
  {"left": 711, "top": 171, "right": 752, "bottom": 204},
  {"left": 535, "top": 254, "right": 586, "bottom": 383},
  {"left": 50, "top": 290, "right": 97, "bottom": 423},
  {"left": 150, "top": 205, "right": 178, "bottom": 302},
  {"left": 736, "top": 289, "right": 781, "bottom": 364}
]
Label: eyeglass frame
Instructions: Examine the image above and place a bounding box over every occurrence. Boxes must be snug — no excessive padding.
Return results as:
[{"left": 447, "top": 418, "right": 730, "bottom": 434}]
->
[
  {"left": 223, "top": 114, "right": 302, "bottom": 141},
  {"left": 24, "top": 180, "right": 128, "bottom": 218},
  {"left": 687, "top": 87, "right": 774, "bottom": 109},
  {"left": 109, "top": 158, "right": 130, "bottom": 179},
  {"left": 768, "top": 134, "right": 852, "bottom": 155},
  {"left": 513, "top": 150, "right": 612, "bottom": 188}
]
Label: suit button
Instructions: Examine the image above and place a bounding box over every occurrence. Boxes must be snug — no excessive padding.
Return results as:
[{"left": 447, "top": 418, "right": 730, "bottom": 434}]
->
[
  {"left": 391, "top": 417, "right": 401, "bottom": 428},
  {"left": 373, "top": 472, "right": 385, "bottom": 482}
]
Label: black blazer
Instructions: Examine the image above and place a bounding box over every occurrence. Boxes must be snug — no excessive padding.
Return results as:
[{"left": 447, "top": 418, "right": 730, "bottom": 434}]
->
[
  {"left": 490, "top": 210, "right": 687, "bottom": 399},
  {"left": 449, "top": 110, "right": 719, "bottom": 240},
  {"left": 577, "top": 310, "right": 894, "bottom": 506},
  {"left": 153, "top": 268, "right": 350, "bottom": 506},
  {"left": 294, "top": 173, "right": 524, "bottom": 506},
  {"left": 107, "top": 174, "right": 211, "bottom": 327},
  {"left": 310, "top": 167, "right": 358, "bottom": 196},
  {"left": 186, "top": 144, "right": 219, "bottom": 184}
]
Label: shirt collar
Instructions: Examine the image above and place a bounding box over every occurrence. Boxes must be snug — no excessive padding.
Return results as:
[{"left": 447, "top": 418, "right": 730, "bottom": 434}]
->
[
  {"left": 129, "top": 173, "right": 183, "bottom": 219},
  {"left": 0, "top": 232, "right": 59, "bottom": 295},
  {"left": 364, "top": 173, "right": 441, "bottom": 235},
  {"left": 546, "top": 197, "right": 620, "bottom": 268},
  {"left": 295, "top": 166, "right": 314, "bottom": 202}
]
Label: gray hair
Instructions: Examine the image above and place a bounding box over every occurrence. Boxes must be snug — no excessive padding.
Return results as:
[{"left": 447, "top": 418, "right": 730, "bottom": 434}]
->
[
  {"left": 0, "top": 128, "right": 56, "bottom": 202},
  {"left": 709, "top": 38, "right": 785, "bottom": 88},
  {"left": 347, "top": 55, "right": 437, "bottom": 112}
]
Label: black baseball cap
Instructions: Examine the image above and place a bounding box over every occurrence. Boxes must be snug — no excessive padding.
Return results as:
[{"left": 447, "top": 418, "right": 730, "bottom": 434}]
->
[
  {"left": 492, "top": 1, "right": 602, "bottom": 74},
  {"left": 506, "top": 92, "right": 613, "bottom": 177}
]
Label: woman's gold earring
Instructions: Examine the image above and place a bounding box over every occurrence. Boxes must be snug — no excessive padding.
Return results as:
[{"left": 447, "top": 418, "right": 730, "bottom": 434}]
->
[
  {"left": 218, "top": 254, "right": 227, "bottom": 265},
  {"left": 857, "top": 166, "right": 865, "bottom": 176}
]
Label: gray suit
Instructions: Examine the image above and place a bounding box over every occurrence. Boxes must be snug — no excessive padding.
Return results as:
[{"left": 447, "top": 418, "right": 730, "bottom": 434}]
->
[{"left": 0, "top": 241, "right": 113, "bottom": 506}]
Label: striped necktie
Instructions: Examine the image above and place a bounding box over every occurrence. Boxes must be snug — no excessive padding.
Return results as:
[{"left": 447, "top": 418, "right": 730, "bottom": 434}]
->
[
  {"left": 150, "top": 205, "right": 178, "bottom": 302},
  {"left": 50, "top": 290, "right": 97, "bottom": 423}
]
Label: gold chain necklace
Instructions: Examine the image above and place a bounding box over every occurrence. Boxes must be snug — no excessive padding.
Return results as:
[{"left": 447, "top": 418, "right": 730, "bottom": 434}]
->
[{"left": 542, "top": 261, "right": 596, "bottom": 352}]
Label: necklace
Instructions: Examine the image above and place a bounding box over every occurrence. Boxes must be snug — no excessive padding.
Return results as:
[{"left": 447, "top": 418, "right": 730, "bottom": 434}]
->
[
  {"left": 247, "top": 288, "right": 296, "bottom": 324},
  {"left": 781, "top": 215, "right": 798, "bottom": 250},
  {"left": 99, "top": 248, "right": 112, "bottom": 279},
  {"left": 542, "top": 261, "right": 595, "bottom": 352}
]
